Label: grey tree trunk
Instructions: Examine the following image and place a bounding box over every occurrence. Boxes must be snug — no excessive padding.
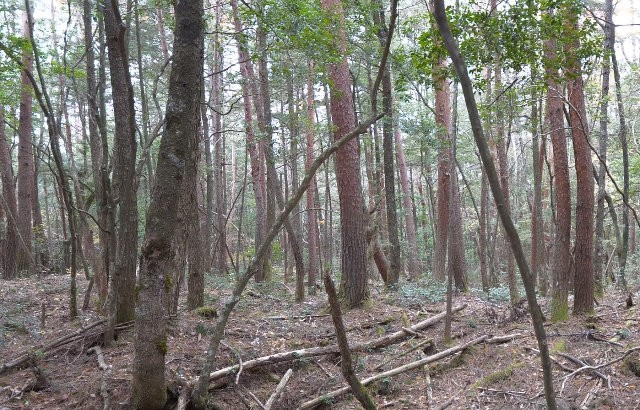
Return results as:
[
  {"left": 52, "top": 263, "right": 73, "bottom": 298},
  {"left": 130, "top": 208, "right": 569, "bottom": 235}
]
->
[{"left": 131, "top": 0, "right": 204, "bottom": 407}]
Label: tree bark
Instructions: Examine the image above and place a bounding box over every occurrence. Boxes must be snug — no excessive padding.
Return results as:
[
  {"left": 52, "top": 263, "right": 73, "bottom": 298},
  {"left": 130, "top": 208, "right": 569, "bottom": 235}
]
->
[
  {"left": 545, "top": 36, "right": 571, "bottom": 322},
  {"left": 103, "top": 0, "right": 138, "bottom": 327},
  {"left": 306, "top": 62, "right": 320, "bottom": 295},
  {"left": 0, "top": 108, "right": 18, "bottom": 280},
  {"left": 322, "top": 0, "right": 369, "bottom": 308},
  {"left": 132, "top": 0, "right": 203, "bottom": 407},
  {"left": 17, "top": 11, "right": 34, "bottom": 275},
  {"left": 565, "top": 9, "right": 595, "bottom": 314}
]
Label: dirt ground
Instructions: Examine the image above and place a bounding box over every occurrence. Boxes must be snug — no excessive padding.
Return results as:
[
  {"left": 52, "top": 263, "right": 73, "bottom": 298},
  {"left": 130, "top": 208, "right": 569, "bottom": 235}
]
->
[{"left": 1, "top": 272, "right": 639, "bottom": 409}]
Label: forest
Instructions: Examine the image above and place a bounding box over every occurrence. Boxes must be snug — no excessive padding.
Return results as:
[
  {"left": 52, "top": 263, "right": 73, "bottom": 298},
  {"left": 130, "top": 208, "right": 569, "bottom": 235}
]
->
[{"left": 1, "top": 0, "right": 640, "bottom": 408}]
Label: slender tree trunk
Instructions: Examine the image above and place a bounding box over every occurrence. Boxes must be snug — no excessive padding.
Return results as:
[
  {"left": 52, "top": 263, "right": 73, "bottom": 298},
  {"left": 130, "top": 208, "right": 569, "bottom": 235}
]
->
[
  {"left": 322, "top": 0, "right": 368, "bottom": 308},
  {"left": 432, "top": 3, "right": 557, "bottom": 407},
  {"left": 373, "top": 2, "right": 401, "bottom": 285},
  {"left": 395, "top": 129, "right": 419, "bottom": 278},
  {"left": 17, "top": 11, "right": 34, "bottom": 275},
  {"left": 132, "top": 1, "right": 203, "bottom": 407},
  {"left": 545, "top": 36, "right": 571, "bottom": 322},
  {"left": 565, "top": 9, "right": 595, "bottom": 314},
  {"left": 611, "top": 18, "right": 630, "bottom": 290},
  {"left": 531, "top": 91, "right": 546, "bottom": 295},
  {"left": 478, "top": 170, "right": 489, "bottom": 291},
  {"left": 0, "top": 108, "right": 18, "bottom": 280},
  {"left": 306, "top": 62, "right": 320, "bottom": 295},
  {"left": 594, "top": 0, "right": 612, "bottom": 295}
]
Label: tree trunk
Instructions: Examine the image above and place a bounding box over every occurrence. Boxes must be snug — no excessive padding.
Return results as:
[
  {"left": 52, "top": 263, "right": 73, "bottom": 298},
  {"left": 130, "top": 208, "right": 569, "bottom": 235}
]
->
[
  {"left": 103, "top": 0, "right": 138, "bottom": 327},
  {"left": 374, "top": 2, "right": 401, "bottom": 285},
  {"left": 17, "top": 11, "right": 34, "bottom": 275},
  {"left": 478, "top": 170, "right": 490, "bottom": 291},
  {"left": 0, "top": 108, "right": 18, "bottom": 280},
  {"left": 531, "top": 90, "right": 546, "bottom": 295},
  {"left": 322, "top": 0, "right": 368, "bottom": 308},
  {"left": 594, "top": 0, "right": 612, "bottom": 296},
  {"left": 395, "top": 129, "right": 420, "bottom": 279},
  {"left": 565, "top": 9, "right": 595, "bottom": 314},
  {"left": 432, "top": 51, "right": 451, "bottom": 283},
  {"left": 306, "top": 62, "right": 320, "bottom": 295},
  {"left": 545, "top": 36, "right": 571, "bottom": 322},
  {"left": 132, "top": 0, "right": 203, "bottom": 407}
]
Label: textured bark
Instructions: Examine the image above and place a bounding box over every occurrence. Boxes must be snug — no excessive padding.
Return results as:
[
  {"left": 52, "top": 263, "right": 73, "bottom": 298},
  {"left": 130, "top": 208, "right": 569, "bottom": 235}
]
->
[
  {"left": 103, "top": 0, "right": 138, "bottom": 326},
  {"left": 0, "top": 108, "right": 17, "bottom": 280},
  {"left": 395, "top": 129, "right": 419, "bottom": 278},
  {"left": 132, "top": 0, "right": 203, "bottom": 407},
  {"left": 433, "top": 56, "right": 451, "bottom": 283},
  {"left": 17, "top": 11, "right": 34, "bottom": 275},
  {"left": 545, "top": 37, "right": 571, "bottom": 322},
  {"left": 432, "top": 3, "right": 557, "bottom": 407},
  {"left": 322, "top": 0, "right": 368, "bottom": 308},
  {"left": 306, "top": 62, "right": 320, "bottom": 295},
  {"left": 478, "top": 171, "right": 489, "bottom": 292},
  {"left": 565, "top": 11, "right": 595, "bottom": 314}
]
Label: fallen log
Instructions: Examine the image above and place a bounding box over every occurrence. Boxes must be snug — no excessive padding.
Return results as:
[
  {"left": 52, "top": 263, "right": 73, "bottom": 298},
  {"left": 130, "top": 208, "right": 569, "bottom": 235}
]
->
[
  {"left": 264, "top": 368, "right": 293, "bottom": 410},
  {"left": 207, "top": 305, "right": 466, "bottom": 383},
  {"left": 298, "top": 335, "right": 489, "bottom": 409}
]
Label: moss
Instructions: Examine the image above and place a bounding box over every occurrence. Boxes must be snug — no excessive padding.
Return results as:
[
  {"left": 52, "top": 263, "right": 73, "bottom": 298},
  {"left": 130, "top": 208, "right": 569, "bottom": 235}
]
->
[
  {"left": 195, "top": 306, "right": 218, "bottom": 319},
  {"left": 474, "top": 361, "right": 521, "bottom": 388},
  {"left": 550, "top": 298, "right": 569, "bottom": 322},
  {"left": 623, "top": 354, "right": 640, "bottom": 377},
  {"left": 164, "top": 275, "right": 173, "bottom": 292},
  {"left": 551, "top": 339, "right": 568, "bottom": 353},
  {"left": 156, "top": 338, "right": 168, "bottom": 355}
]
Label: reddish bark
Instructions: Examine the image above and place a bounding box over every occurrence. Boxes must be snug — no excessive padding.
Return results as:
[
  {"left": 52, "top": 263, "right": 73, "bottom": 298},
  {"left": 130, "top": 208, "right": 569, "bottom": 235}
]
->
[
  {"left": 566, "top": 14, "right": 595, "bottom": 314},
  {"left": 545, "top": 38, "right": 571, "bottom": 321},
  {"left": 322, "top": 0, "right": 368, "bottom": 308},
  {"left": 306, "top": 62, "right": 320, "bottom": 295},
  {"left": 0, "top": 108, "right": 18, "bottom": 279}
]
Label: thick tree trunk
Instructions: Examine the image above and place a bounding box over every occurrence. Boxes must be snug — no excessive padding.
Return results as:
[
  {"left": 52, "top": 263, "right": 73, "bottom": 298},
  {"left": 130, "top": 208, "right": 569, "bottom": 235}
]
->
[
  {"left": 545, "top": 37, "right": 571, "bottom": 322},
  {"left": 322, "top": 0, "right": 369, "bottom": 308},
  {"left": 132, "top": 1, "right": 203, "bottom": 408},
  {"left": 0, "top": 108, "right": 18, "bottom": 280},
  {"left": 103, "top": 0, "right": 138, "bottom": 327},
  {"left": 565, "top": 11, "right": 595, "bottom": 314},
  {"left": 433, "top": 55, "right": 451, "bottom": 283}
]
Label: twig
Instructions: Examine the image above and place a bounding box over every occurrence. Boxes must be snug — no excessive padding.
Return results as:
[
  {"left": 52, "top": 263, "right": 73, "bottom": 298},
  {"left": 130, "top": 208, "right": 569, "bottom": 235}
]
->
[
  {"left": 266, "top": 314, "right": 330, "bottom": 320},
  {"left": 264, "top": 368, "right": 293, "bottom": 410},
  {"left": 433, "top": 397, "right": 455, "bottom": 410},
  {"left": 221, "top": 341, "right": 244, "bottom": 385},
  {"left": 556, "top": 352, "right": 610, "bottom": 387},
  {"left": 374, "top": 338, "right": 434, "bottom": 371}
]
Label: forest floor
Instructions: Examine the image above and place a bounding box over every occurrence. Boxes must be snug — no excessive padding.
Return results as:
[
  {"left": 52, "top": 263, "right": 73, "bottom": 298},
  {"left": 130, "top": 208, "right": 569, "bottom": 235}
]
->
[{"left": 1, "top": 271, "right": 639, "bottom": 409}]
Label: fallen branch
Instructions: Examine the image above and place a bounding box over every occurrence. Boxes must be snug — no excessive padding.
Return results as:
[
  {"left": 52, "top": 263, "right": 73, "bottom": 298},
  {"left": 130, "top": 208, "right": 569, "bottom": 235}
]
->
[
  {"left": 88, "top": 346, "right": 111, "bottom": 410},
  {"left": 556, "top": 352, "right": 610, "bottom": 386},
  {"left": 264, "top": 368, "right": 293, "bottom": 410},
  {"left": 207, "top": 305, "right": 466, "bottom": 383},
  {"left": 559, "top": 346, "right": 640, "bottom": 391},
  {"left": 0, "top": 319, "right": 133, "bottom": 376},
  {"left": 298, "top": 335, "right": 489, "bottom": 409},
  {"left": 266, "top": 314, "right": 330, "bottom": 320}
]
